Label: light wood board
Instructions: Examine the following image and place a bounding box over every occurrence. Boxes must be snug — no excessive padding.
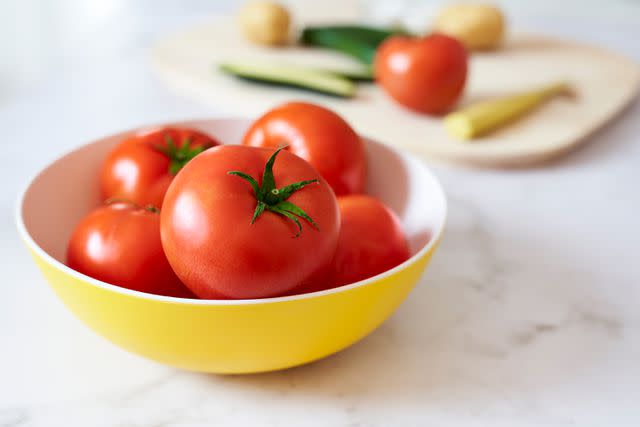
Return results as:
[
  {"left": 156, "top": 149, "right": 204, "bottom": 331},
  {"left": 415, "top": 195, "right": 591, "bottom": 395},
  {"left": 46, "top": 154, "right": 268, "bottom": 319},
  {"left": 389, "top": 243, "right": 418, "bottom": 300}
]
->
[{"left": 152, "top": 15, "right": 640, "bottom": 167}]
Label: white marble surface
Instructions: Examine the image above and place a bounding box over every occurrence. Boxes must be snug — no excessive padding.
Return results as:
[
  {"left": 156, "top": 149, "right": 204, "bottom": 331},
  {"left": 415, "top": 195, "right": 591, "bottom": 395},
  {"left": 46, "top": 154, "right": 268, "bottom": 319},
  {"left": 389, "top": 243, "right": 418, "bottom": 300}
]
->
[{"left": 1, "top": 1, "right": 640, "bottom": 426}]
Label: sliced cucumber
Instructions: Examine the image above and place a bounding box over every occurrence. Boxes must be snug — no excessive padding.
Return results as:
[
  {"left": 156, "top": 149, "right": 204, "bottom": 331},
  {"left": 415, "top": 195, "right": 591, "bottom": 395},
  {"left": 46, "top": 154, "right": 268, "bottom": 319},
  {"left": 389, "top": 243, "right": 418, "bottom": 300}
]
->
[
  {"left": 327, "top": 65, "right": 374, "bottom": 82},
  {"left": 219, "top": 61, "right": 356, "bottom": 98},
  {"left": 300, "top": 25, "right": 409, "bottom": 65},
  {"left": 300, "top": 29, "right": 377, "bottom": 64},
  {"left": 302, "top": 25, "right": 407, "bottom": 45}
]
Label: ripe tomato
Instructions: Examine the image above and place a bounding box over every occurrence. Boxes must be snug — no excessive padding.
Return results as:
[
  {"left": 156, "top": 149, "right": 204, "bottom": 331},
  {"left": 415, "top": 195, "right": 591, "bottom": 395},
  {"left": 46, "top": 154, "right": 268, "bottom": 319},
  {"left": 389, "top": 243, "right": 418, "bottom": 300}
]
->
[
  {"left": 160, "top": 145, "right": 340, "bottom": 299},
  {"left": 100, "top": 127, "right": 221, "bottom": 207},
  {"left": 332, "top": 195, "right": 410, "bottom": 287},
  {"left": 66, "top": 202, "right": 193, "bottom": 298},
  {"left": 374, "top": 34, "right": 468, "bottom": 114},
  {"left": 242, "top": 102, "right": 367, "bottom": 196}
]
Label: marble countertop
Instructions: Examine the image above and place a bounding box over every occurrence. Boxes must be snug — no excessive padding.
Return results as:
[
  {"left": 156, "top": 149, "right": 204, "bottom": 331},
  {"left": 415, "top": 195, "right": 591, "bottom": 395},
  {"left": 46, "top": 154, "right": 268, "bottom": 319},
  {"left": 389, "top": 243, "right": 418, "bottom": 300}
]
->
[{"left": 1, "top": 2, "right": 639, "bottom": 426}]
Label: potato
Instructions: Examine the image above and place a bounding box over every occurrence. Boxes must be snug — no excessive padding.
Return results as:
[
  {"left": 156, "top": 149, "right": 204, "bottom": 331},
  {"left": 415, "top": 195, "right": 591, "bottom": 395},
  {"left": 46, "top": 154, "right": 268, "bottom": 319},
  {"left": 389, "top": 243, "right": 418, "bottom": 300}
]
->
[
  {"left": 434, "top": 3, "right": 505, "bottom": 51},
  {"left": 238, "top": 1, "right": 291, "bottom": 46}
]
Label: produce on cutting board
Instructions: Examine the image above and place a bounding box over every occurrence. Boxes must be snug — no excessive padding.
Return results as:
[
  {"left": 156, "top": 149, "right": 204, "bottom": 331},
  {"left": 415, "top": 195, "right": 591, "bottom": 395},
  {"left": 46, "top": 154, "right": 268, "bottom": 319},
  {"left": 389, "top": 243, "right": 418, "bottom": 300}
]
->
[
  {"left": 219, "top": 61, "right": 357, "bottom": 97},
  {"left": 374, "top": 33, "right": 468, "bottom": 114},
  {"left": 444, "top": 81, "right": 570, "bottom": 140},
  {"left": 63, "top": 103, "right": 411, "bottom": 299},
  {"left": 152, "top": 2, "right": 640, "bottom": 166},
  {"left": 433, "top": 3, "right": 505, "bottom": 51},
  {"left": 325, "top": 65, "right": 374, "bottom": 82},
  {"left": 300, "top": 25, "right": 407, "bottom": 64},
  {"left": 237, "top": 0, "right": 291, "bottom": 46}
]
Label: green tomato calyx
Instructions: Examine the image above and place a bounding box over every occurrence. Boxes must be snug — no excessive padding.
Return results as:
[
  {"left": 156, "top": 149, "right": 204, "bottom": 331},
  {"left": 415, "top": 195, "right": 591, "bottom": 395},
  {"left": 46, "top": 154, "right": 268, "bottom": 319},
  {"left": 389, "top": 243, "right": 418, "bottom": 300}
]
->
[
  {"left": 155, "top": 134, "right": 212, "bottom": 175},
  {"left": 104, "top": 198, "right": 160, "bottom": 214},
  {"left": 228, "top": 147, "right": 320, "bottom": 237}
]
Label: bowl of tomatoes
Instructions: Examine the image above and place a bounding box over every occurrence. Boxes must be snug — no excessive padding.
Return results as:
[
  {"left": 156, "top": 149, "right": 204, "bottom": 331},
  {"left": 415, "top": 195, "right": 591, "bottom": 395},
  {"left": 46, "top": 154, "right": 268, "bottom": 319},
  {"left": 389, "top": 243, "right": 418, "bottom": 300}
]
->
[{"left": 16, "top": 103, "right": 446, "bottom": 374}]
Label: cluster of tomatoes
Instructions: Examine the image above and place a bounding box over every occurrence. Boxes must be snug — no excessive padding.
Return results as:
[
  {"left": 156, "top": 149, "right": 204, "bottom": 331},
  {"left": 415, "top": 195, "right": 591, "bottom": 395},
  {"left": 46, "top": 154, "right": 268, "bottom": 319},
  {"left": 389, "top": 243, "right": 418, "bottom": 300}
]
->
[{"left": 66, "top": 102, "right": 411, "bottom": 299}]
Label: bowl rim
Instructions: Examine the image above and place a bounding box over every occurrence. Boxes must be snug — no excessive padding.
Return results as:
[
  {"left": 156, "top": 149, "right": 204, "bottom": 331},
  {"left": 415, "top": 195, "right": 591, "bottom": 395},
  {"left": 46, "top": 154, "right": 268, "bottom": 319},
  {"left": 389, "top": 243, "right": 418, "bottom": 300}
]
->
[{"left": 15, "top": 117, "right": 447, "bottom": 306}]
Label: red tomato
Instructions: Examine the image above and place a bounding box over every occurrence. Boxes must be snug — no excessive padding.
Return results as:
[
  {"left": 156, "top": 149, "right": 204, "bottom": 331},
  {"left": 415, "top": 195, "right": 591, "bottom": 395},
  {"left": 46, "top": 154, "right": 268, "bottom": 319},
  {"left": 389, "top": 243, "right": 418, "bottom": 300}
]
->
[
  {"left": 160, "top": 145, "right": 340, "bottom": 299},
  {"left": 66, "top": 202, "right": 193, "bottom": 298},
  {"left": 242, "top": 102, "right": 367, "bottom": 196},
  {"left": 374, "top": 34, "right": 468, "bottom": 114},
  {"left": 332, "top": 195, "right": 410, "bottom": 287},
  {"left": 100, "top": 127, "right": 221, "bottom": 207}
]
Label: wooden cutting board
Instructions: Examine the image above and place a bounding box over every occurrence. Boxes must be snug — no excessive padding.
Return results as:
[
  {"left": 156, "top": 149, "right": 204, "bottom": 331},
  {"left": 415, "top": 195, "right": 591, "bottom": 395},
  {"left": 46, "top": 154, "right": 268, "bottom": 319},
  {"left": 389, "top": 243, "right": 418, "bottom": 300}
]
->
[{"left": 151, "top": 14, "right": 640, "bottom": 167}]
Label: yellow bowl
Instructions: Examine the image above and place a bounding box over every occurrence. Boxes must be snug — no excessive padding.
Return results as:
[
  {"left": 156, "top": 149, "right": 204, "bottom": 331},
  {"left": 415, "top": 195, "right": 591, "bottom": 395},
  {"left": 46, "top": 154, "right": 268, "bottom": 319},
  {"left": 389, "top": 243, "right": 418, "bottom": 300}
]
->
[{"left": 16, "top": 118, "right": 447, "bottom": 374}]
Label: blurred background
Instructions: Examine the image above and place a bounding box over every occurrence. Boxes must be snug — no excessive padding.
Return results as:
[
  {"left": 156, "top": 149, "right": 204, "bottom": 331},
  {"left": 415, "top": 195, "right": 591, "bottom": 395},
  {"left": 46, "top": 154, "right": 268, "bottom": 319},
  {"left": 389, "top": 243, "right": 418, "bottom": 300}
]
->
[{"left": 1, "top": 0, "right": 640, "bottom": 105}]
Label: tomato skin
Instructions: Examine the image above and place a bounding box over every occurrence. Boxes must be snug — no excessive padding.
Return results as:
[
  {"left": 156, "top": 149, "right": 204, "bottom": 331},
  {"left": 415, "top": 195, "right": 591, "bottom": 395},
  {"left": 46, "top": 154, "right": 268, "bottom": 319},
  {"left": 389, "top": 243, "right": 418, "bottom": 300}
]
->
[
  {"left": 242, "top": 102, "right": 367, "bottom": 196},
  {"left": 66, "top": 203, "right": 193, "bottom": 298},
  {"left": 332, "top": 195, "right": 410, "bottom": 287},
  {"left": 100, "top": 127, "right": 221, "bottom": 207},
  {"left": 374, "top": 34, "right": 468, "bottom": 114},
  {"left": 160, "top": 145, "right": 340, "bottom": 299}
]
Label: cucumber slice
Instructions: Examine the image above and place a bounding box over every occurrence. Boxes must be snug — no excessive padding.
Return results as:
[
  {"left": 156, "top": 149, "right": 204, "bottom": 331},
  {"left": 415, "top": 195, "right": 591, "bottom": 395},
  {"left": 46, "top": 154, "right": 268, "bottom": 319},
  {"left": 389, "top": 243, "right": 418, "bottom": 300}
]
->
[
  {"left": 300, "top": 30, "right": 377, "bottom": 64},
  {"left": 302, "top": 25, "right": 407, "bottom": 46},
  {"left": 300, "top": 25, "right": 410, "bottom": 65},
  {"left": 327, "top": 66, "right": 374, "bottom": 82},
  {"left": 219, "top": 62, "right": 356, "bottom": 98}
]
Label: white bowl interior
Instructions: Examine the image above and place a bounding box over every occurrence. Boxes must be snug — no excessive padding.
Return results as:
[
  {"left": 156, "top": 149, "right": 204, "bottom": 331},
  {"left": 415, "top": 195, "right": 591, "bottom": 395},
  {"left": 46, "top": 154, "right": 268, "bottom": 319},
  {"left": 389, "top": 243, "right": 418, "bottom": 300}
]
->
[{"left": 19, "top": 118, "right": 446, "bottom": 288}]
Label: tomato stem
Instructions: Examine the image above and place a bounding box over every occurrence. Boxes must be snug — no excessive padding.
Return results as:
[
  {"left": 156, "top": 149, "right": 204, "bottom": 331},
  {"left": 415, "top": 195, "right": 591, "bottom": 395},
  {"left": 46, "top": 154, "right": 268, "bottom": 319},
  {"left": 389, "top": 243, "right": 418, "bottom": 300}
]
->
[
  {"left": 228, "top": 147, "right": 320, "bottom": 237},
  {"left": 144, "top": 205, "right": 160, "bottom": 214},
  {"left": 105, "top": 197, "right": 139, "bottom": 207},
  {"left": 154, "top": 134, "right": 212, "bottom": 175},
  {"left": 104, "top": 198, "right": 160, "bottom": 214}
]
